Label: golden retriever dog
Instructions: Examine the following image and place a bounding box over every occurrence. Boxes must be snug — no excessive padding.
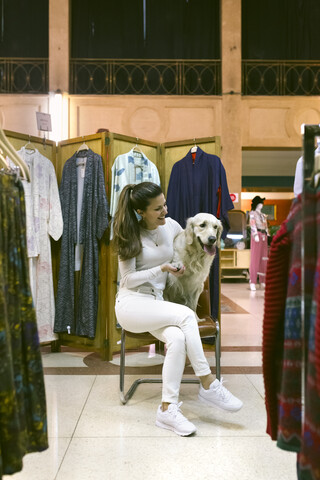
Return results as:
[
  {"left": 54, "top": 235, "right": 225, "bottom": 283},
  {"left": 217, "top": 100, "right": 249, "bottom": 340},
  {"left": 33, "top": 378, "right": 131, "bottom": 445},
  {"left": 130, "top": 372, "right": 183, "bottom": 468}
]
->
[{"left": 164, "top": 213, "right": 223, "bottom": 314}]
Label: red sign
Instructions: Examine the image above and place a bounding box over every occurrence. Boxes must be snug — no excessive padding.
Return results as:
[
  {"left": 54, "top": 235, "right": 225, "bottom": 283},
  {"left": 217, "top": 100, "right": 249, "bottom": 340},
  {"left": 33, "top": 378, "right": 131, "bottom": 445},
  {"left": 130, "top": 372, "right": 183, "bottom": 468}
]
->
[{"left": 230, "top": 193, "right": 239, "bottom": 202}]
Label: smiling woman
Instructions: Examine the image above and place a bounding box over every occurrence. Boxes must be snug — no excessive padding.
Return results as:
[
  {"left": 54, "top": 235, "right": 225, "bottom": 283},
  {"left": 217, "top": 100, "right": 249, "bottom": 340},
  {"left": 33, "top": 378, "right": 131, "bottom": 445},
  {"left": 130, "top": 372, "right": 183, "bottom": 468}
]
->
[
  {"left": 112, "top": 181, "right": 243, "bottom": 436},
  {"left": 137, "top": 194, "right": 168, "bottom": 231}
]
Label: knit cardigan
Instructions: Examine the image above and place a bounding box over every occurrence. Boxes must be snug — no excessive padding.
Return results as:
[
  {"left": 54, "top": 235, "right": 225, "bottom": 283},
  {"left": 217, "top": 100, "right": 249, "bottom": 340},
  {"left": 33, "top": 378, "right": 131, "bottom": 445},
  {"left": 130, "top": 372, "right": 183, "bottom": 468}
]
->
[{"left": 263, "top": 192, "right": 320, "bottom": 479}]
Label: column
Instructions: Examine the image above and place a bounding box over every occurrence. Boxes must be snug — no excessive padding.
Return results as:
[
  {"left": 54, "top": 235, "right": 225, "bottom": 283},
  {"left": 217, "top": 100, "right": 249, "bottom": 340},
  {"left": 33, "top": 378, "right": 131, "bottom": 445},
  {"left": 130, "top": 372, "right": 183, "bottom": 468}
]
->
[
  {"left": 49, "top": 0, "right": 70, "bottom": 93},
  {"left": 221, "top": 0, "right": 242, "bottom": 208}
]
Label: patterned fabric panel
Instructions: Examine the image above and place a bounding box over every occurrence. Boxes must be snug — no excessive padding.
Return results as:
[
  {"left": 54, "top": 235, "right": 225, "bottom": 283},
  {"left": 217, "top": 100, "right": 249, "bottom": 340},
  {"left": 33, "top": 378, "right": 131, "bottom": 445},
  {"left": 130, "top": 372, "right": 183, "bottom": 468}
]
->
[{"left": 0, "top": 173, "right": 48, "bottom": 477}]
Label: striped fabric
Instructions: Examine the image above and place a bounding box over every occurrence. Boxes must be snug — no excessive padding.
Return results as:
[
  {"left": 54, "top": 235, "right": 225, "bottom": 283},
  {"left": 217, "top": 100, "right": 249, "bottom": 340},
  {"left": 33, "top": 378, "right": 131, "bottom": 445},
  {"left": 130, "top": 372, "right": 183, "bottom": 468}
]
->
[{"left": 263, "top": 191, "right": 320, "bottom": 479}]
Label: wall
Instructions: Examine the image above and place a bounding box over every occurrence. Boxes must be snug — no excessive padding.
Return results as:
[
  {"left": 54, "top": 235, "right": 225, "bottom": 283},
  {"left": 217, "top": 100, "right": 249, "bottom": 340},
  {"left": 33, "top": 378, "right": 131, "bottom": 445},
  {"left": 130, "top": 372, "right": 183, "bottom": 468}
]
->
[
  {"left": 0, "top": 94, "right": 318, "bottom": 195},
  {"left": 1, "top": 0, "right": 319, "bottom": 200},
  {"left": 241, "top": 198, "right": 292, "bottom": 226}
]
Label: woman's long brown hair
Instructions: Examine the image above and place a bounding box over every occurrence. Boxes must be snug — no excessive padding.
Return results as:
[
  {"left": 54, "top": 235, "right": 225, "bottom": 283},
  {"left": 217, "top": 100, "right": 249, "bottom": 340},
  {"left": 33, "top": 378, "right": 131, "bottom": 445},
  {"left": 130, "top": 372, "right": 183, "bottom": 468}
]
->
[{"left": 113, "top": 182, "right": 163, "bottom": 260}]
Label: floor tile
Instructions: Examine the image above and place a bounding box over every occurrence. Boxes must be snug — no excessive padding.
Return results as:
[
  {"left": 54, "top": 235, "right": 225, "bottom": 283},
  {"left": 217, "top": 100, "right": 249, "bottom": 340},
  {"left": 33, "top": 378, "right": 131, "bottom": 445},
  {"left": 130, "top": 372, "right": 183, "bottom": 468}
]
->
[
  {"left": 56, "top": 436, "right": 297, "bottom": 480},
  {"left": 246, "top": 374, "right": 265, "bottom": 398},
  {"left": 44, "top": 375, "right": 96, "bottom": 437},
  {"left": 110, "top": 352, "right": 164, "bottom": 367},
  {"left": 41, "top": 351, "right": 90, "bottom": 368},
  {"left": 74, "top": 374, "right": 267, "bottom": 439},
  {"left": 222, "top": 333, "right": 262, "bottom": 347},
  {"left": 3, "top": 437, "right": 70, "bottom": 480},
  {"left": 216, "top": 351, "right": 262, "bottom": 367},
  {"left": 10, "top": 280, "right": 298, "bottom": 479}
]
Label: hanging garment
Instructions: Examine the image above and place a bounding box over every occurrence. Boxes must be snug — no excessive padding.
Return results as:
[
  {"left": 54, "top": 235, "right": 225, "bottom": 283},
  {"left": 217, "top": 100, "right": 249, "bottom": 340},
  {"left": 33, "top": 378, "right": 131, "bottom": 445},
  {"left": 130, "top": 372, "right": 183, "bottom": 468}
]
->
[
  {"left": 54, "top": 149, "right": 109, "bottom": 338},
  {"left": 17, "top": 147, "right": 63, "bottom": 342},
  {"left": 297, "top": 188, "right": 320, "bottom": 480},
  {"left": 249, "top": 209, "right": 269, "bottom": 284},
  {"left": 262, "top": 219, "right": 291, "bottom": 440},
  {"left": 263, "top": 190, "right": 320, "bottom": 480},
  {"left": 166, "top": 147, "right": 234, "bottom": 318},
  {"left": 0, "top": 173, "right": 48, "bottom": 478},
  {"left": 109, "top": 148, "right": 160, "bottom": 238}
]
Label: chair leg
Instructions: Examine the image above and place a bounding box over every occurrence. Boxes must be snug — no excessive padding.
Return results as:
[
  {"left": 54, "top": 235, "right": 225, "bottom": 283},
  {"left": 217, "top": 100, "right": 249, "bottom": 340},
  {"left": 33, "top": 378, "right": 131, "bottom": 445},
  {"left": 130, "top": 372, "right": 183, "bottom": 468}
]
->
[
  {"left": 215, "top": 321, "right": 221, "bottom": 380},
  {"left": 119, "top": 329, "right": 162, "bottom": 405},
  {"left": 119, "top": 329, "right": 200, "bottom": 404},
  {"left": 119, "top": 329, "right": 126, "bottom": 403}
]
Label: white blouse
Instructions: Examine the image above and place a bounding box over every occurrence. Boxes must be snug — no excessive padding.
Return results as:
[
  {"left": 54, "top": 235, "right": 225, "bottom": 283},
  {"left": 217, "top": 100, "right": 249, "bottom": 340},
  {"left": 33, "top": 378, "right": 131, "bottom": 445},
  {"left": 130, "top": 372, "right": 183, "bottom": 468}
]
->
[{"left": 118, "top": 217, "right": 182, "bottom": 293}]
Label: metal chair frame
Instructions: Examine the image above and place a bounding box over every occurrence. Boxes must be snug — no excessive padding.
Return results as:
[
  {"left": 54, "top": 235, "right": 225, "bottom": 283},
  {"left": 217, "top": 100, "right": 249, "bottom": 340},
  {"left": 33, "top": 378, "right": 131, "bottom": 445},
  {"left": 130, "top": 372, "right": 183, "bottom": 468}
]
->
[{"left": 119, "top": 321, "right": 220, "bottom": 405}]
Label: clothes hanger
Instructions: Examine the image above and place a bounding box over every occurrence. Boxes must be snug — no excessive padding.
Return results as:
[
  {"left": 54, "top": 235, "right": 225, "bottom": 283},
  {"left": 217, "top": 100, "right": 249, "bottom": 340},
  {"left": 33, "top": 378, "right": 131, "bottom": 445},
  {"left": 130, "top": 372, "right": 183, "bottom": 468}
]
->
[
  {"left": 0, "top": 148, "right": 9, "bottom": 169},
  {"left": 24, "top": 135, "right": 36, "bottom": 153},
  {"left": 191, "top": 138, "right": 198, "bottom": 153},
  {"left": 76, "top": 138, "right": 88, "bottom": 166},
  {"left": 132, "top": 138, "right": 143, "bottom": 156},
  {"left": 0, "top": 130, "right": 30, "bottom": 182},
  {"left": 77, "top": 139, "right": 89, "bottom": 153}
]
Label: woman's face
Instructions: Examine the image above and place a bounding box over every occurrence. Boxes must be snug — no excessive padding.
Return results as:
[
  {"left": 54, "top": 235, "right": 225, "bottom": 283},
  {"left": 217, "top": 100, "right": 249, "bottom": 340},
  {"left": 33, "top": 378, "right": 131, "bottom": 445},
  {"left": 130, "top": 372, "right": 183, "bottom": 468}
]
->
[{"left": 139, "top": 193, "right": 168, "bottom": 229}]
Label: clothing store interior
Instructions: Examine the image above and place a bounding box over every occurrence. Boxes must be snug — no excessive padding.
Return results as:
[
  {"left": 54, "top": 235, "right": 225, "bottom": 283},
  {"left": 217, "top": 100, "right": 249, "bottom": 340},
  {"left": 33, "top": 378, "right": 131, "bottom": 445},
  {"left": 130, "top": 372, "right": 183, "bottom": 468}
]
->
[{"left": 1, "top": 1, "right": 320, "bottom": 479}]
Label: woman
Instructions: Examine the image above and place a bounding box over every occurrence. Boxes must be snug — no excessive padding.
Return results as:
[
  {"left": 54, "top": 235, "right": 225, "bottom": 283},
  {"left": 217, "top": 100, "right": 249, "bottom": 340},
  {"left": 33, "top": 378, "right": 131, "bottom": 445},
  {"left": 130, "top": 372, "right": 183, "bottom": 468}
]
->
[{"left": 113, "top": 182, "right": 243, "bottom": 436}]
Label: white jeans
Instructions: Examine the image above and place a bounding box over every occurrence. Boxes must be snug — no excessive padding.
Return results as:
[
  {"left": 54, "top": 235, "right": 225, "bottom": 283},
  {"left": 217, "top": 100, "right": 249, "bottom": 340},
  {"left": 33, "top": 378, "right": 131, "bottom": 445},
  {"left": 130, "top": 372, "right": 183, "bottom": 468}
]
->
[{"left": 115, "top": 290, "right": 212, "bottom": 403}]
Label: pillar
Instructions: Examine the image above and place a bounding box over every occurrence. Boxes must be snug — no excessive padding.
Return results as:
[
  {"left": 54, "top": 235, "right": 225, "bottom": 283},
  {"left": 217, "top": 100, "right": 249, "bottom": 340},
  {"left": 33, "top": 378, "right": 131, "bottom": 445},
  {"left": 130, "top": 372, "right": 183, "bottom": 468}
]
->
[
  {"left": 221, "top": 0, "right": 242, "bottom": 208},
  {"left": 49, "top": 0, "right": 70, "bottom": 93}
]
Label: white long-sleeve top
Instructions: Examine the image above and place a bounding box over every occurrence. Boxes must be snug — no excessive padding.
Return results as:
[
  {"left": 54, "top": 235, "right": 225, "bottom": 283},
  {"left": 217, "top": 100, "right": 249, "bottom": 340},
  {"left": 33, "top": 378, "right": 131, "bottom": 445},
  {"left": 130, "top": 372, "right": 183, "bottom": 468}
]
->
[{"left": 118, "top": 217, "right": 182, "bottom": 294}]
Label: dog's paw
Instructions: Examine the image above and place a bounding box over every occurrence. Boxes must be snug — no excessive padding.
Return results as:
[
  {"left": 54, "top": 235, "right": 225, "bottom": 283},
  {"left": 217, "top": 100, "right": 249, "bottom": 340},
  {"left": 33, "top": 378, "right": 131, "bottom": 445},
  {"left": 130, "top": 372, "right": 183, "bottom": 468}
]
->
[
  {"left": 172, "top": 262, "right": 183, "bottom": 271},
  {"left": 197, "top": 317, "right": 206, "bottom": 323}
]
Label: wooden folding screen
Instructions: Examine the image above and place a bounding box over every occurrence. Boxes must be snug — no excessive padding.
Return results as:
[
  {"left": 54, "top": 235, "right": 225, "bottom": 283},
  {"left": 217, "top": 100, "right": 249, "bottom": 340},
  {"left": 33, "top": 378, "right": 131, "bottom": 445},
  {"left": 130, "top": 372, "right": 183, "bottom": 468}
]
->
[
  {"left": 105, "top": 135, "right": 222, "bottom": 361},
  {"left": 6, "top": 129, "right": 222, "bottom": 361}
]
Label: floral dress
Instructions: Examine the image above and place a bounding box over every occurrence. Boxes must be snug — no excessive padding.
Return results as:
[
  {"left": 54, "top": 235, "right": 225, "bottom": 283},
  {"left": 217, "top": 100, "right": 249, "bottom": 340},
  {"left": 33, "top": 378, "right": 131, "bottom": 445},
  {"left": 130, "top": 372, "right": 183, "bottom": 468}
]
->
[{"left": 0, "top": 173, "right": 48, "bottom": 478}]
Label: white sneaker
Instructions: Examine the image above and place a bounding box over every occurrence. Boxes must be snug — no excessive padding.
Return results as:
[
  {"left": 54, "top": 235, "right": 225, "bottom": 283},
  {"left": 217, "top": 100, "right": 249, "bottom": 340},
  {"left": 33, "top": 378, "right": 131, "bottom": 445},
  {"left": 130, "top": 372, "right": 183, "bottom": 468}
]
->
[
  {"left": 156, "top": 402, "right": 197, "bottom": 436},
  {"left": 249, "top": 283, "right": 256, "bottom": 291},
  {"left": 198, "top": 378, "right": 243, "bottom": 412}
]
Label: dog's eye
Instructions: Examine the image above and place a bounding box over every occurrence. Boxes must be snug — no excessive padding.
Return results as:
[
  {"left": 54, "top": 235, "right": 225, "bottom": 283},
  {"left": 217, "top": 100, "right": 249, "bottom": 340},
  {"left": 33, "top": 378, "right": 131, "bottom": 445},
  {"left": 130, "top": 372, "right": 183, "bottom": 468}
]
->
[
  {"left": 213, "top": 226, "right": 217, "bottom": 229},
  {"left": 200, "top": 223, "right": 206, "bottom": 228}
]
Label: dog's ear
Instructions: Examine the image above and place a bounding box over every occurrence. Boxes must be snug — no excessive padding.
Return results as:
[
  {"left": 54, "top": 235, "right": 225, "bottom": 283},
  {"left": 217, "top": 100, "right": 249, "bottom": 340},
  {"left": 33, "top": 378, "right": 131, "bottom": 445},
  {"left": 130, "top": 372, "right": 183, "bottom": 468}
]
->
[
  {"left": 185, "top": 218, "right": 194, "bottom": 245},
  {"left": 216, "top": 220, "right": 223, "bottom": 248}
]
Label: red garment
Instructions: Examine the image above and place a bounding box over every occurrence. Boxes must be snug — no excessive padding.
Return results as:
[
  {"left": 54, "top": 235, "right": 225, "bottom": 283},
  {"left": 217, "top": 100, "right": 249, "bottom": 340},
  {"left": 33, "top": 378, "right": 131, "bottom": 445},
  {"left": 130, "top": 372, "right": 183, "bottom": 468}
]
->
[
  {"left": 263, "top": 192, "right": 320, "bottom": 479},
  {"left": 263, "top": 220, "right": 291, "bottom": 440}
]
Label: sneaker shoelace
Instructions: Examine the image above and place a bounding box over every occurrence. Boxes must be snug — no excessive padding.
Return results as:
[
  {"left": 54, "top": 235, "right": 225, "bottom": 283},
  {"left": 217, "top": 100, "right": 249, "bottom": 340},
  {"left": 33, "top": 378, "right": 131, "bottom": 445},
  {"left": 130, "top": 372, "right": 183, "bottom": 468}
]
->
[
  {"left": 167, "top": 401, "right": 188, "bottom": 423},
  {"left": 214, "top": 377, "right": 232, "bottom": 401}
]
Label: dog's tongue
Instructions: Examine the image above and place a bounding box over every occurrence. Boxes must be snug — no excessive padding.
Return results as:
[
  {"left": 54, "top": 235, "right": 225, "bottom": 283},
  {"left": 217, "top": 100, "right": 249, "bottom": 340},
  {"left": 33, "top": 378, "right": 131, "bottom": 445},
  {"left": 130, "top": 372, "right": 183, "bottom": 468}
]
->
[{"left": 203, "top": 244, "right": 216, "bottom": 256}]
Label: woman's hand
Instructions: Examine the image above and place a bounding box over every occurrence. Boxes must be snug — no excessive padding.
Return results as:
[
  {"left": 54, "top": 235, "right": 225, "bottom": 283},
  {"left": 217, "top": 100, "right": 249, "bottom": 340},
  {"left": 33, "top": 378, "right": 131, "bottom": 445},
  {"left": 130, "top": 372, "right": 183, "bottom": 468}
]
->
[{"left": 161, "top": 264, "right": 186, "bottom": 276}]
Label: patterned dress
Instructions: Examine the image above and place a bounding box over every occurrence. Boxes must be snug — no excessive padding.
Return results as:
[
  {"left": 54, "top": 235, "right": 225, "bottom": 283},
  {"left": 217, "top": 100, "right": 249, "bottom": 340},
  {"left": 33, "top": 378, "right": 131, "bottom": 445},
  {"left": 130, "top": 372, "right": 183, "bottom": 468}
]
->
[
  {"left": 109, "top": 148, "right": 160, "bottom": 238},
  {"left": 54, "top": 149, "right": 109, "bottom": 338},
  {"left": 17, "top": 147, "right": 63, "bottom": 343},
  {"left": 0, "top": 173, "right": 48, "bottom": 478}
]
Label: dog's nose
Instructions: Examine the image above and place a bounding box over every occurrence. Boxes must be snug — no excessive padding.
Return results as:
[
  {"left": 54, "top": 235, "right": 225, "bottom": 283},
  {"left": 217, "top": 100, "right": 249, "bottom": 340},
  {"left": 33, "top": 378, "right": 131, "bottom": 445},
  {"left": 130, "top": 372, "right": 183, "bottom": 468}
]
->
[{"left": 208, "top": 236, "right": 216, "bottom": 244}]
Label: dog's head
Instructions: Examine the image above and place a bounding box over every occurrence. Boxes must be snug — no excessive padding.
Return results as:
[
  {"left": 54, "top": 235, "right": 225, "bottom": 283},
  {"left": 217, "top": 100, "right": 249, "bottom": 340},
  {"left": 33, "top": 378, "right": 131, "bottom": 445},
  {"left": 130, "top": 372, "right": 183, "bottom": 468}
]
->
[{"left": 185, "top": 213, "right": 223, "bottom": 256}]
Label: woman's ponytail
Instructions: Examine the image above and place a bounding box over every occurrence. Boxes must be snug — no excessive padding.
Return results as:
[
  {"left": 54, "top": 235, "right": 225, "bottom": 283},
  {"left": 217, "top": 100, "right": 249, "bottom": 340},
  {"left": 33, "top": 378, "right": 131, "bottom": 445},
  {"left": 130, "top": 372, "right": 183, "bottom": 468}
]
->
[{"left": 113, "top": 184, "right": 142, "bottom": 260}]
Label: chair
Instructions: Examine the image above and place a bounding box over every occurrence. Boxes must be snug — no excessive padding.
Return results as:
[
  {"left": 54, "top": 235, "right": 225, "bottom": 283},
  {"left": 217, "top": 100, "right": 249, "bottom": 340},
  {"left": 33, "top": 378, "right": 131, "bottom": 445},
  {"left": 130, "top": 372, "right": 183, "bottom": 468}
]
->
[{"left": 119, "top": 278, "right": 220, "bottom": 404}]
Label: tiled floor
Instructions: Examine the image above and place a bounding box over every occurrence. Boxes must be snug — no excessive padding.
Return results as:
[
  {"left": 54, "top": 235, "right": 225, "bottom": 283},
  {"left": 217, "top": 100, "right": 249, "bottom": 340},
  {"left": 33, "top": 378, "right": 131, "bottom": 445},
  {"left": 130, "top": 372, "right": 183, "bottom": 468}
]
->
[{"left": 5, "top": 281, "right": 298, "bottom": 480}]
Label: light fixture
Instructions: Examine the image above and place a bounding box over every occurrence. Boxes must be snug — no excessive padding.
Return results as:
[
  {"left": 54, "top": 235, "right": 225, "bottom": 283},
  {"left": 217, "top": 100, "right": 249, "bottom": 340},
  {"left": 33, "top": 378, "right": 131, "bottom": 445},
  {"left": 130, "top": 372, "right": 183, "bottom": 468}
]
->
[{"left": 49, "top": 89, "right": 68, "bottom": 143}]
